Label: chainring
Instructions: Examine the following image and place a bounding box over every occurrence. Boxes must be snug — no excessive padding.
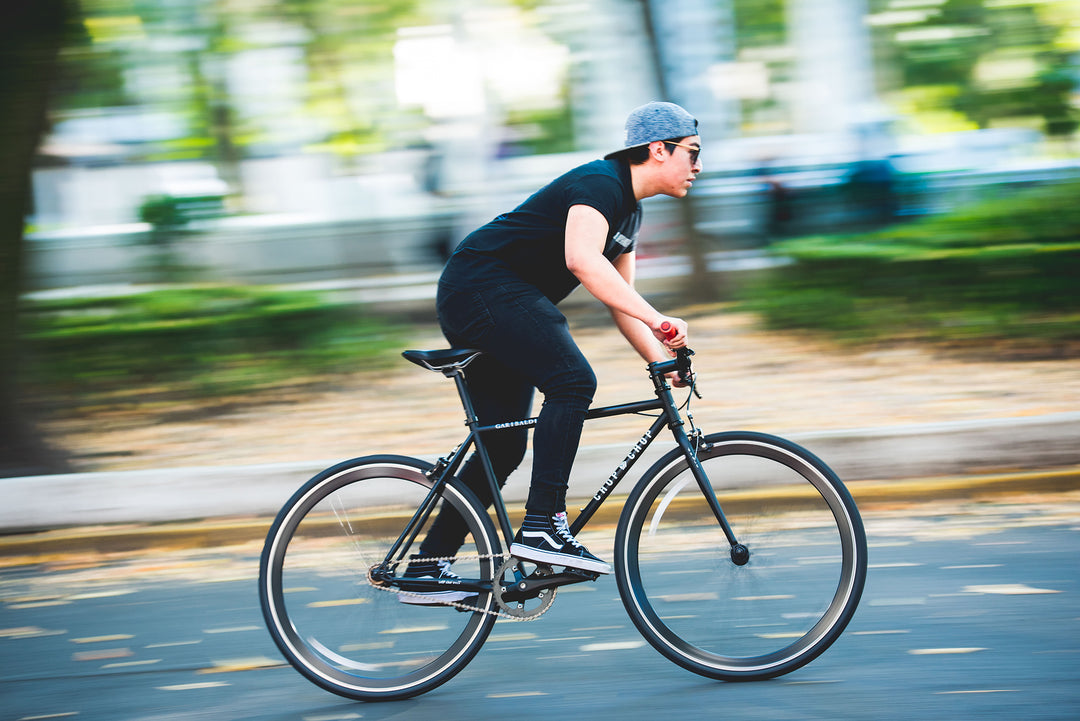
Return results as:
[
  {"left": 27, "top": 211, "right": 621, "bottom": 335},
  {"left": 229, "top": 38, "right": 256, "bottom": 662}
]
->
[{"left": 493, "top": 556, "right": 558, "bottom": 619}]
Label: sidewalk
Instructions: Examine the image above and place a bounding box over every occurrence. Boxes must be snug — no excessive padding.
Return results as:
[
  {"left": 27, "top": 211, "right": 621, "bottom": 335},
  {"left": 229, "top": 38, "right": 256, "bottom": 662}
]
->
[{"left": 3, "top": 411, "right": 1078, "bottom": 534}]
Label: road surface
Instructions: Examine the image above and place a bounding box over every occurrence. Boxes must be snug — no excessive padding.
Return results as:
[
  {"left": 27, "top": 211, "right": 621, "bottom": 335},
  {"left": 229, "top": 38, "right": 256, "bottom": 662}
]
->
[{"left": 1, "top": 491, "right": 1078, "bottom": 720}]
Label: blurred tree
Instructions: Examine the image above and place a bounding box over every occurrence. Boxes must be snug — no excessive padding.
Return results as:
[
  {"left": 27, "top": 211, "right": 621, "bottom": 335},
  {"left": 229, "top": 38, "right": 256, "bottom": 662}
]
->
[
  {"left": 283, "top": 0, "right": 428, "bottom": 164},
  {"left": 638, "top": 0, "right": 717, "bottom": 302},
  {"left": 191, "top": 0, "right": 245, "bottom": 207},
  {"left": 872, "top": 0, "right": 1078, "bottom": 136},
  {"left": 732, "top": 0, "right": 790, "bottom": 134},
  {"left": 50, "top": 19, "right": 130, "bottom": 111},
  {"left": 734, "top": 0, "right": 786, "bottom": 46},
  {"left": 0, "top": 1, "right": 77, "bottom": 476}
]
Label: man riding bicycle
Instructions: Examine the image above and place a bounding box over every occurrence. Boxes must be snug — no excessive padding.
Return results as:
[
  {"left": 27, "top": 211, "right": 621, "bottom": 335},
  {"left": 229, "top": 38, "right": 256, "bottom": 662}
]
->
[{"left": 404, "top": 101, "right": 700, "bottom": 603}]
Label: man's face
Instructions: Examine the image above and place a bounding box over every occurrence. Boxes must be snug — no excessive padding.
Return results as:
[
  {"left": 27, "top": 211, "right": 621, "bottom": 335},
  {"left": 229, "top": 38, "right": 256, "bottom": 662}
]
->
[{"left": 657, "top": 135, "right": 702, "bottom": 198}]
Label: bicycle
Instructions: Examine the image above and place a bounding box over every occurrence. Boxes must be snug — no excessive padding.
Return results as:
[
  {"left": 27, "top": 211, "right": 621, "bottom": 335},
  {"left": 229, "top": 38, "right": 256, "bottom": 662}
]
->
[{"left": 259, "top": 337, "right": 868, "bottom": 701}]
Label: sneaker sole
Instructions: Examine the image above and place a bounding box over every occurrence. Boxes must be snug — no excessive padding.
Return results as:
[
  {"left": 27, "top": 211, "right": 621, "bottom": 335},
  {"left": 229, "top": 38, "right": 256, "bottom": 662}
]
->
[
  {"left": 398, "top": 591, "right": 477, "bottom": 606},
  {"left": 509, "top": 543, "right": 612, "bottom": 575}
]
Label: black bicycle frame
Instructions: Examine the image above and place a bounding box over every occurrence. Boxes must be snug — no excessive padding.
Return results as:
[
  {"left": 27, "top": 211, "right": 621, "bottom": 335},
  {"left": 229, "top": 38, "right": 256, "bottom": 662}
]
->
[{"left": 381, "top": 353, "right": 741, "bottom": 588}]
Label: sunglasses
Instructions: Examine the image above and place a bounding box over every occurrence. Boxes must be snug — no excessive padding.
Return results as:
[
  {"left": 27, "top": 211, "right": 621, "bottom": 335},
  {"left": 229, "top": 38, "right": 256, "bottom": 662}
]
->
[{"left": 665, "top": 141, "right": 700, "bottom": 165}]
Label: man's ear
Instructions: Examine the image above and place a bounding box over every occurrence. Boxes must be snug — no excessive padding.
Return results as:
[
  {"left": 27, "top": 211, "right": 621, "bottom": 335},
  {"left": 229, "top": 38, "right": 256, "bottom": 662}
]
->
[{"left": 649, "top": 140, "right": 667, "bottom": 162}]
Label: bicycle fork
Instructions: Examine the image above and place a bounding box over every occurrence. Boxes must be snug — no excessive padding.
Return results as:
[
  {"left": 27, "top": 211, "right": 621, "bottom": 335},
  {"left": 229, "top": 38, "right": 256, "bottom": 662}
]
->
[
  {"left": 669, "top": 424, "right": 750, "bottom": 566},
  {"left": 648, "top": 358, "right": 749, "bottom": 566}
]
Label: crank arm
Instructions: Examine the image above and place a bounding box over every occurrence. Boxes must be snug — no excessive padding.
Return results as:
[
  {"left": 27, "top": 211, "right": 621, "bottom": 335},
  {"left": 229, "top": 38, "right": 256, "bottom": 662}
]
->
[{"left": 499, "top": 568, "right": 599, "bottom": 602}]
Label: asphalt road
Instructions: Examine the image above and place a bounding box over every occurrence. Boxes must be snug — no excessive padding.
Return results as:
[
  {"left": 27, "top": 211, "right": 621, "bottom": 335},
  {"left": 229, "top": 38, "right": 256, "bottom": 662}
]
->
[{"left": 2, "top": 491, "right": 1078, "bottom": 721}]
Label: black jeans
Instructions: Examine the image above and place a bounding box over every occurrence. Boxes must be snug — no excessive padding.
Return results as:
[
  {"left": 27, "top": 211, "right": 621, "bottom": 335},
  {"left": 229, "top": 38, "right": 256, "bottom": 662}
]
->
[{"left": 419, "top": 277, "right": 597, "bottom": 557}]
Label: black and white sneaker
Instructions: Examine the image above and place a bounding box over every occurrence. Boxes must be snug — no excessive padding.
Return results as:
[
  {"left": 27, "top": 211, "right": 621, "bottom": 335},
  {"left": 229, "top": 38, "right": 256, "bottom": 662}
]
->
[
  {"left": 397, "top": 555, "right": 477, "bottom": 606},
  {"left": 510, "top": 512, "right": 612, "bottom": 574}
]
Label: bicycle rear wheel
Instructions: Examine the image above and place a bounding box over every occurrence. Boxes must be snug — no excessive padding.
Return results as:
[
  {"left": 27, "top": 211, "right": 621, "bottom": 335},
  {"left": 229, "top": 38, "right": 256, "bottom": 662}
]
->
[
  {"left": 615, "top": 431, "right": 866, "bottom": 681},
  {"left": 259, "top": 455, "right": 500, "bottom": 700}
]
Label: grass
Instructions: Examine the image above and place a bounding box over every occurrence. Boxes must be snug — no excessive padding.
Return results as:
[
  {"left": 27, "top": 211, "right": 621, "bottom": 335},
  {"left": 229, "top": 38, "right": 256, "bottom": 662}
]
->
[
  {"left": 740, "top": 179, "right": 1080, "bottom": 352},
  {"left": 20, "top": 285, "right": 408, "bottom": 407}
]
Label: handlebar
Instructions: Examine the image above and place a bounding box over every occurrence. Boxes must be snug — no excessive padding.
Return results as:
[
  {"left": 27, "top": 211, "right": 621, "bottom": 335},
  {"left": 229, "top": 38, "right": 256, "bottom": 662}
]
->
[
  {"left": 648, "top": 345, "right": 695, "bottom": 390},
  {"left": 657, "top": 322, "right": 694, "bottom": 387},
  {"left": 674, "top": 347, "right": 694, "bottom": 386}
]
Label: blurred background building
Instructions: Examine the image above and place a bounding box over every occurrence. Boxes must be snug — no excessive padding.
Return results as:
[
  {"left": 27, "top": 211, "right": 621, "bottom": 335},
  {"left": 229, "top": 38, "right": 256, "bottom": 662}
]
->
[{"left": 24, "top": 0, "right": 1080, "bottom": 290}]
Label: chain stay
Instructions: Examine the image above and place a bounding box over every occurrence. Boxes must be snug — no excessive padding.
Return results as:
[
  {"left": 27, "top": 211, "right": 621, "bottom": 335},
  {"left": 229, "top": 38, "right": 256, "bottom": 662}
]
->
[{"left": 366, "top": 553, "right": 555, "bottom": 621}]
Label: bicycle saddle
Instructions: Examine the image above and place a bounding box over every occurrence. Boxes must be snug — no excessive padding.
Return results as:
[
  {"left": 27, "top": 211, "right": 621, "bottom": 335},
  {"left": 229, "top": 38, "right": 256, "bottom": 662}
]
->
[{"left": 402, "top": 348, "right": 483, "bottom": 373}]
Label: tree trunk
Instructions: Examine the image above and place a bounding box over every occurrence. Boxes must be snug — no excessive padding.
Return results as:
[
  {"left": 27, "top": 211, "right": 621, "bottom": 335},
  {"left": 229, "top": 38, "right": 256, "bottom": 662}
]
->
[
  {"left": 0, "top": 1, "right": 75, "bottom": 477},
  {"left": 638, "top": 0, "right": 720, "bottom": 303}
]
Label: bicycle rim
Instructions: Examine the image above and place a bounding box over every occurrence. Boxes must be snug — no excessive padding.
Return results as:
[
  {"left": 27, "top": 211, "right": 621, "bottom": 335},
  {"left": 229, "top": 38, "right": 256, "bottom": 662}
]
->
[
  {"left": 616, "top": 432, "right": 867, "bottom": 680},
  {"left": 259, "top": 456, "right": 499, "bottom": 700}
]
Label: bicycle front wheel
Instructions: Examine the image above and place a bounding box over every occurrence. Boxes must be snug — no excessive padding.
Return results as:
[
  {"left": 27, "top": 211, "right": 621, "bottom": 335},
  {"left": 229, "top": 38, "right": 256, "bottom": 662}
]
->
[
  {"left": 615, "top": 431, "right": 867, "bottom": 681},
  {"left": 259, "top": 455, "right": 500, "bottom": 701}
]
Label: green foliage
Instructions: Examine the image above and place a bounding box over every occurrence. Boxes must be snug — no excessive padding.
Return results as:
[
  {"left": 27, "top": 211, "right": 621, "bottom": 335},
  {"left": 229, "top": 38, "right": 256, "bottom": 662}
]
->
[
  {"left": 871, "top": 0, "right": 1079, "bottom": 135},
  {"left": 742, "top": 180, "right": 1080, "bottom": 346},
  {"left": 21, "top": 286, "right": 404, "bottom": 402},
  {"left": 734, "top": 0, "right": 786, "bottom": 47},
  {"left": 138, "top": 193, "right": 226, "bottom": 231},
  {"left": 504, "top": 102, "right": 576, "bottom": 155},
  {"left": 138, "top": 195, "right": 187, "bottom": 230}
]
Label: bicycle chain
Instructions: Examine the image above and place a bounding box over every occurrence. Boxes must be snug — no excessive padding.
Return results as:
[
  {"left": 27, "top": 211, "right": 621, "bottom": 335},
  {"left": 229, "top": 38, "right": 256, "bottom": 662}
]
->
[{"left": 366, "top": 553, "right": 556, "bottom": 621}]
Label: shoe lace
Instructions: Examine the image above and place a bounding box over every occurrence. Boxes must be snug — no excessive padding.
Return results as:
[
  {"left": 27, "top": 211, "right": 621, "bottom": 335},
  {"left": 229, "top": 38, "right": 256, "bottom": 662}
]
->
[
  {"left": 551, "top": 512, "right": 585, "bottom": 550},
  {"left": 437, "top": 560, "right": 461, "bottom": 579}
]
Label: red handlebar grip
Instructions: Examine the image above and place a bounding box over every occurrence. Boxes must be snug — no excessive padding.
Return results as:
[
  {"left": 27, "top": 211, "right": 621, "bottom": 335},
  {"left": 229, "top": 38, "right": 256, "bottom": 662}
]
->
[{"left": 660, "top": 321, "right": 677, "bottom": 340}]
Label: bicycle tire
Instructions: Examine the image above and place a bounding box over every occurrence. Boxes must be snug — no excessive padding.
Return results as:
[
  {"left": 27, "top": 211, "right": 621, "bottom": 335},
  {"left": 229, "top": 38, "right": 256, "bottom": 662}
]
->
[
  {"left": 615, "top": 431, "right": 867, "bottom": 681},
  {"left": 259, "top": 455, "right": 500, "bottom": 700}
]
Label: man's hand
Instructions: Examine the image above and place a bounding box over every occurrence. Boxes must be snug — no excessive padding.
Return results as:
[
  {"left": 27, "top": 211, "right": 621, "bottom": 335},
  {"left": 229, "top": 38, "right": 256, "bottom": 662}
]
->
[
  {"left": 653, "top": 317, "right": 688, "bottom": 353},
  {"left": 667, "top": 371, "right": 691, "bottom": 388}
]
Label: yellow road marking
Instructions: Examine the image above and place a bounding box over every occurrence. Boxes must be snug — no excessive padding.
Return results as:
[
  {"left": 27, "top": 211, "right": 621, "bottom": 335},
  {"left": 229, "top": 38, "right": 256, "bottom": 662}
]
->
[
  {"left": 71, "top": 634, "right": 134, "bottom": 644},
  {"left": 202, "top": 626, "right": 260, "bottom": 634},
  {"left": 307, "top": 598, "right": 369, "bottom": 608},
  {"left": 197, "top": 656, "right": 285, "bottom": 674},
  {"left": 379, "top": 624, "right": 448, "bottom": 635},
  {"left": 72, "top": 648, "right": 132, "bottom": 662}
]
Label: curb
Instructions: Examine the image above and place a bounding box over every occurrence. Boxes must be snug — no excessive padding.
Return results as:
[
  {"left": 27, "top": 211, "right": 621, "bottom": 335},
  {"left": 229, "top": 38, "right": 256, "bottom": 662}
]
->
[{"left": 1, "top": 467, "right": 1077, "bottom": 557}]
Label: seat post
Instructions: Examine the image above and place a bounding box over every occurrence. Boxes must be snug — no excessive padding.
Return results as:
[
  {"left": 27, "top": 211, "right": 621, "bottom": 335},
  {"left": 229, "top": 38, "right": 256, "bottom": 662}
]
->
[{"left": 448, "top": 367, "right": 480, "bottom": 429}]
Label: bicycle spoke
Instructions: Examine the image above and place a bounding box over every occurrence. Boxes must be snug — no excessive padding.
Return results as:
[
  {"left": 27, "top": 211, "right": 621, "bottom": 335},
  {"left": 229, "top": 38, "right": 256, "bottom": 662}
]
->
[
  {"left": 616, "top": 433, "right": 866, "bottom": 680},
  {"left": 260, "top": 457, "right": 499, "bottom": 700}
]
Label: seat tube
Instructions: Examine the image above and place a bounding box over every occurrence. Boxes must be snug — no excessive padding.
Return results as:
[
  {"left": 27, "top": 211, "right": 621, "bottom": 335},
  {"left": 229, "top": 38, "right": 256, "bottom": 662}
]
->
[{"left": 450, "top": 368, "right": 516, "bottom": 545}]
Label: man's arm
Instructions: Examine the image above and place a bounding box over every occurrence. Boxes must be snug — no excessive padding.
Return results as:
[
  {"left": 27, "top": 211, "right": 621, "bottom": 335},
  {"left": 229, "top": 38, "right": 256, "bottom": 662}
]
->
[
  {"left": 564, "top": 204, "right": 687, "bottom": 348},
  {"left": 608, "top": 251, "right": 671, "bottom": 364},
  {"left": 609, "top": 250, "right": 692, "bottom": 387}
]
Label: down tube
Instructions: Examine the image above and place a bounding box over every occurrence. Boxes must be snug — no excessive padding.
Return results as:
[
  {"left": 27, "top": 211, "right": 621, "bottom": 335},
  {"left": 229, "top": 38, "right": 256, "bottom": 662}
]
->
[{"left": 570, "top": 415, "right": 668, "bottom": 535}]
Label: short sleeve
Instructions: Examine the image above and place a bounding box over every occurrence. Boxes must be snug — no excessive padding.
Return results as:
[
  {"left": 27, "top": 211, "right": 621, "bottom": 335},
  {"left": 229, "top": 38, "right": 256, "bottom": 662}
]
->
[
  {"left": 563, "top": 174, "right": 625, "bottom": 230},
  {"left": 604, "top": 205, "right": 640, "bottom": 260}
]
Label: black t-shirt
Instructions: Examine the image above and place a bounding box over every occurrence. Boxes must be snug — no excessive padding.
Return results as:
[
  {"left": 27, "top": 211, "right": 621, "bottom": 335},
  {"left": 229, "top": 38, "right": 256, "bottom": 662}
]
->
[{"left": 443, "top": 158, "right": 642, "bottom": 304}]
